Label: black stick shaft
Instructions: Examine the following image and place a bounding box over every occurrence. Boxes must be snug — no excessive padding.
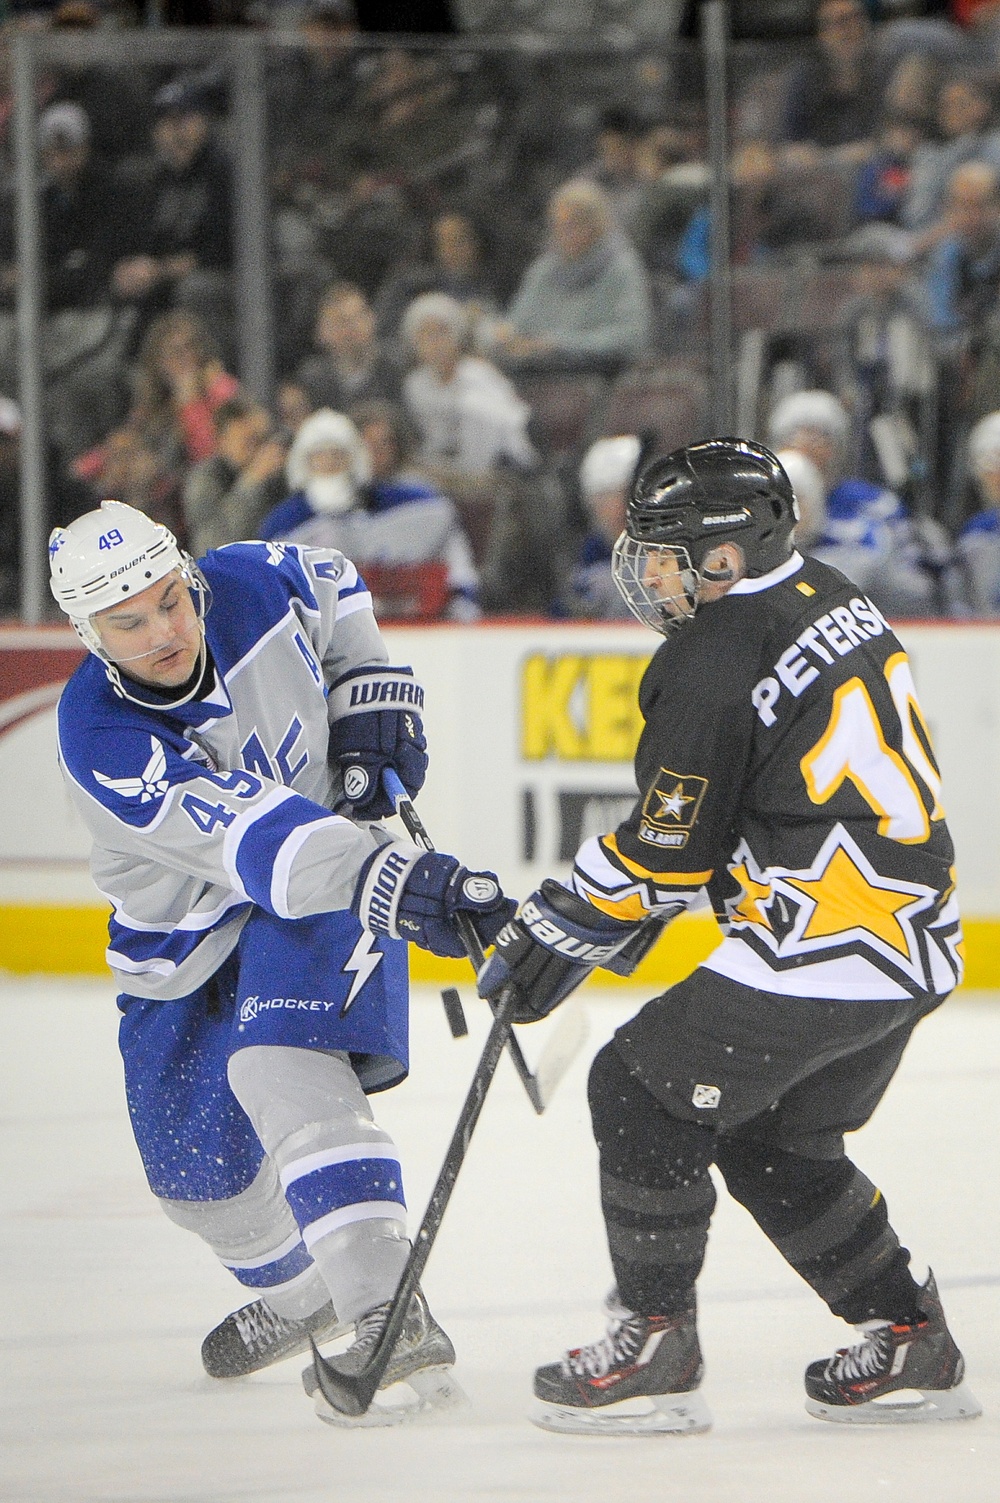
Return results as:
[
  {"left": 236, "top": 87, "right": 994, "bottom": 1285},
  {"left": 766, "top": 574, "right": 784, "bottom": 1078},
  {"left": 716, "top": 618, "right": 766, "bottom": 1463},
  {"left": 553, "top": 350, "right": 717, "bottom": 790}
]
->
[
  {"left": 312, "top": 983, "right": 520, "bottom": 1415},
  {"left": 385, "top": 772, "right": 543, "bottom": 1114}
]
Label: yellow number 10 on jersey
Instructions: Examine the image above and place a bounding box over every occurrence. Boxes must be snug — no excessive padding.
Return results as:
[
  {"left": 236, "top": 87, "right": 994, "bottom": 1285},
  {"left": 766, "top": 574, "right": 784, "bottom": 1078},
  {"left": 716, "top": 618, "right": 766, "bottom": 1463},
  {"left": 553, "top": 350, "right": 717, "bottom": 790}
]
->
[{"left": 801, "top": 652, "right": 945, "bottom": 844}]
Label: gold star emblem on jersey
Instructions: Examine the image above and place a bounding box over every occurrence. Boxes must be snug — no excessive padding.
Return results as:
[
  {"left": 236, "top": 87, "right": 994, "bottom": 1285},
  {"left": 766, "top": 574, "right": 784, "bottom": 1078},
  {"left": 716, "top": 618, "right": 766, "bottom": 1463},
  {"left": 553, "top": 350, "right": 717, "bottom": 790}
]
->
[
  {"left": 784, "top": 843, "right": 922, "bottom": 955},
  {"left": 639, "top": 768, "right": 708, "bottom": 849},
  {"left": 729, "top": 860, "right": 773, "bottom": 928}
]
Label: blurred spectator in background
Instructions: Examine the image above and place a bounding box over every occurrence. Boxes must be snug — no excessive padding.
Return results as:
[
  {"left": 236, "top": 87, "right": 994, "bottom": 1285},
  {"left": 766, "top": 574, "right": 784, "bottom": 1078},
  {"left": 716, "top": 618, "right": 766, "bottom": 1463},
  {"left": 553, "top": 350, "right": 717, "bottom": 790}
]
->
[
  {"left": 882, "top": 49, "right": 943, "bottom": 140},
  {"left": 629, "top": 120, "right": 711, "bottom": 275},
  {"left": 580, "top": 106, "right": 651, "bottom": 243},
  {"left": 72, "top": 423, "right": 176, "bottom": 528},
  {"left": 401, "top": 290, "right": 537, "bottom": 564},
  {"left": 0, "top": 393, "right": 93, "bottom": 614},
  {"left": 921, "top": 160, "right": 1000, "bottom": 334},
  {"left": 829, "top": 223, "right": 934, "bottom": 477},
  {"left": 268, "top": 0, "right": 366, "bottom": 196},
  {"left": 112, "top": 76, "right": 233, "bottom": 362},
  {"left": 276, "top": 377, "right": 313, "bottom": 436},
  {"left": 72, "top": 310, "right": 239, "bottom": 531},
  {"left": 561, "top": 434, "right": 641, "bottom": 619},
  {"left": 258, "top": 407, "right": 371, "bottom": 541},
  {"left": 487, "top": 178, "right": 652, "bottom": 374},
  {"left": 314, "top": 140, "right": 421, "bottom": 300},
  {"left": 259, "top": 406, "right": 478, "bottom": 620},
  {"left": 0, "top": 100, "right": 130, "bottom": 462},
  {"left": 182, "top": 396, "right": 288, "bottom": 557},
  {"left": 352, "top": 398, "right": 479, "bottom": 619},
  {"left": 361, "top": 46, "right": 481, "bottom": 190},
  {"left": 914, "top": 158, "right": 1000, "bottom": 525},
  {"left": 127, "top": 309, "right": 239, "bottom": 467},
  {"left": 402, "top": 291, "right": 536, "bottom": 476},
  {"left": 293, "top": 280, "right": 404, "bottom": 415},
  {"left": 903, "top": 67, "right": 1000, "bottom": 232},
  {"left": 768, "top": 388, "right": 949, "bottom": 614},
  {"left": 375, "top": 209, "right": 501, "bottom": 345},
  {"left": 853, "top": 114, "right": 923, "bottom": 226},
  {"left": 780, "top": 0, "right": 882, "bottom": 159},
  {"left": 47, "top": 0, "right": 154, "bottom": 165},
  {"left": 676, "top": 138, "right": 832, "bottom": 284},
  {"left": 957, "top": 409, "right": 1000, "bottom": 611},
  {"left": 0, "top": 101, "right": 115, "bottom": 311}
]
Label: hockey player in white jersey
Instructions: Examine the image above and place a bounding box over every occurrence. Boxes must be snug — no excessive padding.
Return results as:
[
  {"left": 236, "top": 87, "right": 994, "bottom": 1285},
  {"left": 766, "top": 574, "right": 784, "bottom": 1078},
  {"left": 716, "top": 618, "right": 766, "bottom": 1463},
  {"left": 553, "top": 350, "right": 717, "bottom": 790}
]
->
[{"left": 50, "top": 500, "right": 514, "bottom": 1425}]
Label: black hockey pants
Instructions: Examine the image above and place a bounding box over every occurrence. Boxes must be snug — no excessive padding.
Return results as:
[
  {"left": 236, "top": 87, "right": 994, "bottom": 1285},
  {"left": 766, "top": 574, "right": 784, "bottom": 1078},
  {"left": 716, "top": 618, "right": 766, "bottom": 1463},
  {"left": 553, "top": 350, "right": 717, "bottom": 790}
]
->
[{"left": 588, "top": 967, "right": 946, "bottom": 1324}]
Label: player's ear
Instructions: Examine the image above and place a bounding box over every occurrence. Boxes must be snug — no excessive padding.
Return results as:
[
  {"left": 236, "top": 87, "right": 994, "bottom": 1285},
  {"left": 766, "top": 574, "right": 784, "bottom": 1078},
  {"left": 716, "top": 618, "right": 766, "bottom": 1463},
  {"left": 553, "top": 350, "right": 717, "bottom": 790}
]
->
[{"left": 701, "top": 543, "right": 744, "bottom": 585}]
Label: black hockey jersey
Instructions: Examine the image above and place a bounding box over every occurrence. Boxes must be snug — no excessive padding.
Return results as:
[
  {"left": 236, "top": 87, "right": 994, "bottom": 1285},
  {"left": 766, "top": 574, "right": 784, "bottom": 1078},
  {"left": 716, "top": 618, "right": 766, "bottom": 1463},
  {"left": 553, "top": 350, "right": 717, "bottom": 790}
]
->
[{"left": 570, "top": 552, "right": 962, "bottom": 1002}]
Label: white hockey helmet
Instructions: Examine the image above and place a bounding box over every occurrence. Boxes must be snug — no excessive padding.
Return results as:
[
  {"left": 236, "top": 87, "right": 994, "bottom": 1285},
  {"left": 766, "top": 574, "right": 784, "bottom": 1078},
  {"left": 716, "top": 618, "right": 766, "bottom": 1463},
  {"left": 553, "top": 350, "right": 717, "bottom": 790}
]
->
[
  {"left": 50, "top": 499, "right": 184, "bottom": 621},
  {"left": 49, "top": 500, "right": 210, "bottom": 704}
]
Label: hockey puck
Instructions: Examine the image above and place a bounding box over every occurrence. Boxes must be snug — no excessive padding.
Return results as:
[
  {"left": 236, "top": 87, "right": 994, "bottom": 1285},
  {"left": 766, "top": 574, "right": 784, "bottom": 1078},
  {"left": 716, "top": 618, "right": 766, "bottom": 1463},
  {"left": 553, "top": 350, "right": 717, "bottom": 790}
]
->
[{"left": 441, "top": 987, "right": 469, "bottom": 1038}]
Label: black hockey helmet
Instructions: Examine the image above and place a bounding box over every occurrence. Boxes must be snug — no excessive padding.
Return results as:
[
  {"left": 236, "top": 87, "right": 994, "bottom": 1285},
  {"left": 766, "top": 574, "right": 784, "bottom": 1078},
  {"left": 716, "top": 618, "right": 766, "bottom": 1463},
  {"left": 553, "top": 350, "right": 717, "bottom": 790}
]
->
[
  {"left": 611, "top": 438, "right": 799, "bottom": 634},
  {"left": 628, "top": 437, "right": 797, "bottom": 573}
]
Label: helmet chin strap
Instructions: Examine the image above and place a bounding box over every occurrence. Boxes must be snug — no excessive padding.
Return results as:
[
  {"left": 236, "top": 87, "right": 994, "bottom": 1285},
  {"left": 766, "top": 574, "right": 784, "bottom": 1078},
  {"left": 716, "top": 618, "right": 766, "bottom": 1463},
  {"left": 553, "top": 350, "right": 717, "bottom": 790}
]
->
[{"left": 104, "top": 623, "right": 209, "bottom": 711}]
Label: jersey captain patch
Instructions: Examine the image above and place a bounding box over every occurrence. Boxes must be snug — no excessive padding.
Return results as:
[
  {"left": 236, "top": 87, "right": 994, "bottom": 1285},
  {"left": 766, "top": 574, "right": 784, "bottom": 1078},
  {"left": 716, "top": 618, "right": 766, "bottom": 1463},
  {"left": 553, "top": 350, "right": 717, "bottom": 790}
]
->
[{"left": 638, "top": 768, "right": 708, "bottom": 849}]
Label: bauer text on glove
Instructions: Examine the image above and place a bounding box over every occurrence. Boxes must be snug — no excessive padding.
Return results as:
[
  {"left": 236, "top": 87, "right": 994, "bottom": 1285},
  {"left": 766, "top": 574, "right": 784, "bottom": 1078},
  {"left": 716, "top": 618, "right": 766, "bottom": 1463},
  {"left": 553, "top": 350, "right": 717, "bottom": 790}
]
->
[{"left": 477, "top": 880, "right": 639, "bottom": 1021}]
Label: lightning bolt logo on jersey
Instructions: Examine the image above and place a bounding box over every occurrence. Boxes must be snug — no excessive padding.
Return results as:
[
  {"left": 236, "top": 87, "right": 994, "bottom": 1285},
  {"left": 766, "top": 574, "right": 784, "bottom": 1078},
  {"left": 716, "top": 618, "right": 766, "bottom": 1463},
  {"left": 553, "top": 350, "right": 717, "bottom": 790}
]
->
[{"left": 569, "top": 552, "right": 962, "bottom": 1003}]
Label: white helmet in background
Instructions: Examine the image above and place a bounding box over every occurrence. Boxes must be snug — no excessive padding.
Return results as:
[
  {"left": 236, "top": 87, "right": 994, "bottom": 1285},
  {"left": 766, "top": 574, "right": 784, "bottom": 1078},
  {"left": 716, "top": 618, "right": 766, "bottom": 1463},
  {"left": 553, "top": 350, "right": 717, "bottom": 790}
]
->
[
  {"left": 768, "top": 390, "right": 850, "bottom": 450},
  {"left": 49, "top": 499, "right": 211, "bottom": 705},
  {"left": 579, "top": 435, "right": 642, "bottom": 504},
  {"left": 967, "top": 411, "right": 1000, "bottom": 480},
  {"left": 774, "top": 448, "right": 827, "bottom": 547}
]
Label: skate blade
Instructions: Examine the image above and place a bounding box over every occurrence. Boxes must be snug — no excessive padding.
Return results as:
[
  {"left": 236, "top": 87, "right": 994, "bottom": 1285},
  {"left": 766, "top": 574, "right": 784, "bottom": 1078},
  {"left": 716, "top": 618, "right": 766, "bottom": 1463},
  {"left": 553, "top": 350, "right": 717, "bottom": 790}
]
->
[
  {"left": 314, "top": 1366, "right": 467, "bottom": 1428},
  {"left": 806, "top": 1381, "right": 983, "bottom": 1426},
  {"left": 530, "top": 1389, "right": 712, "bottom": 1436}
]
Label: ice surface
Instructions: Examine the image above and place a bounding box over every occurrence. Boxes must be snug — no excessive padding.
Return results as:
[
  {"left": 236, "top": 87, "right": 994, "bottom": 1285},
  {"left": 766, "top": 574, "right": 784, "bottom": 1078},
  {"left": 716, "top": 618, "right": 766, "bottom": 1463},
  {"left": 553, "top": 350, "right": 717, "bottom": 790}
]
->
[{"left": 2, "top": 978, "right": 998, "bottom": 1502}]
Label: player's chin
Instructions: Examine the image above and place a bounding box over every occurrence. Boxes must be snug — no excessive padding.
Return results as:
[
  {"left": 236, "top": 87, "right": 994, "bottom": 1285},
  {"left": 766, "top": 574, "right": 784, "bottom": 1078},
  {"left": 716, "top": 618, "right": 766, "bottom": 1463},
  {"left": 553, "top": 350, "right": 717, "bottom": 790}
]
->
[{"left": 150, "top": 648, "right": 198, "bottom": 684}]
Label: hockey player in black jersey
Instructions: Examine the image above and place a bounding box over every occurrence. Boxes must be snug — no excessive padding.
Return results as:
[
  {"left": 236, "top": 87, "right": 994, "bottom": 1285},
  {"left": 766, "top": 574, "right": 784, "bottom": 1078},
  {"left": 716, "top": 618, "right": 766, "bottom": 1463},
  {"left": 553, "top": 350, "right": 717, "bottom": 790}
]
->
[{"left": 479, "top": 438, "right": 981, "bottom": 1434}]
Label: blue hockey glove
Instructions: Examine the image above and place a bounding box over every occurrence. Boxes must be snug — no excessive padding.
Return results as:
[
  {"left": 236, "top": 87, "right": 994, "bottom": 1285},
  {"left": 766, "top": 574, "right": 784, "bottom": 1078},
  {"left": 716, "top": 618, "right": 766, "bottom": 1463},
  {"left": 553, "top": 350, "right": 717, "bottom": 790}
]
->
[
  {"left": 328, "top": 665, "right": 427, "bottom": 820},
  {"left": 354, "top": 844, "right": 517, "bottom": 959},
  {"left": 477, "top": 879, "right": 639, "bottom": 1022}
]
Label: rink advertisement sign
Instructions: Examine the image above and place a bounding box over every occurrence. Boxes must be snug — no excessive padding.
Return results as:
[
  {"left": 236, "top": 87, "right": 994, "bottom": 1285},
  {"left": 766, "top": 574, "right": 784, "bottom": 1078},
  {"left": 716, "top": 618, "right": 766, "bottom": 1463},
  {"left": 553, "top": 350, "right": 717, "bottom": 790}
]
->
[
  {"left": 3, "top": 621, "right": 1000, "bottom": 987},
  {"left": 519, "top": 648, "right": 650, "bottom": 873}
]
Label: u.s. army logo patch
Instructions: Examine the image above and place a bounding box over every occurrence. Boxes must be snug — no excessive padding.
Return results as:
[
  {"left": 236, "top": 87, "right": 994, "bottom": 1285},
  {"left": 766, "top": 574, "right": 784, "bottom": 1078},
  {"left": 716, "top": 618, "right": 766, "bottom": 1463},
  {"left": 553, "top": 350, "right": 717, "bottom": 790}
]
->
[{"left": 638, "top": 767, "right": 708, "bottom": 849}]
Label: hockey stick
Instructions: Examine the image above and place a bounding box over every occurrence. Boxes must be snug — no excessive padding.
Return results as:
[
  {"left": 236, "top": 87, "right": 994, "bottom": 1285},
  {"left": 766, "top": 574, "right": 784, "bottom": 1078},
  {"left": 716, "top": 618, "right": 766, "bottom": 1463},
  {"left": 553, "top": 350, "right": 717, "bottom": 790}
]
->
[
  {"left": 311, "top": 979, "right": 521, "bottom": 1417},
  {"left": 381, "top": 768, "right": 587, "bottom": 1114}
]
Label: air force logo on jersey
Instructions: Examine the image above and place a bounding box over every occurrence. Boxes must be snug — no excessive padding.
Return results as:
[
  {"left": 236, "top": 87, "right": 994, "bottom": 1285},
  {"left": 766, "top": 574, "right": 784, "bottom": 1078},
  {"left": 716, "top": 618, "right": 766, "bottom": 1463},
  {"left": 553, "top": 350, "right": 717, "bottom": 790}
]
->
[
  {"left": 93, "top": 735, "right": 170, "bottom": 804},
  {"left": 639, "top": 767, "right": 708, "bottom": 849}
]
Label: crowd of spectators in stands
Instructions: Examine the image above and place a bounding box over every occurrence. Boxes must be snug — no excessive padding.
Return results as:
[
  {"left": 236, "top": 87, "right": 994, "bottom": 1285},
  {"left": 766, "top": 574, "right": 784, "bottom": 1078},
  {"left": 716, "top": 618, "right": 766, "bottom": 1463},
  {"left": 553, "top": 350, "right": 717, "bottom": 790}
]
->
[{"left": 7, "top": 0, "right": 1000, "bottom": 619}]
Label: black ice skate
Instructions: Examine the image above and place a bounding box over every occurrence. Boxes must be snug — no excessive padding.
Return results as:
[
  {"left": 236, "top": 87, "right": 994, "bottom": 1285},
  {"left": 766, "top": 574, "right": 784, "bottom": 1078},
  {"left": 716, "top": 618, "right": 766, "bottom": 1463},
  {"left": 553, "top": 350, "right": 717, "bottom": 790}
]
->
[
  {"left": 805, "top": 1271, "right": 982, "bottom": 1424},
  {"left": 530, "top": 1291, "right": 711, "bottom": 1435},
  {"left": 202, "top": 1298, "right": 345, "bottom": 1378},
  {"left": 305, "top": 1287, "right": 466, "bottom": 1427}
]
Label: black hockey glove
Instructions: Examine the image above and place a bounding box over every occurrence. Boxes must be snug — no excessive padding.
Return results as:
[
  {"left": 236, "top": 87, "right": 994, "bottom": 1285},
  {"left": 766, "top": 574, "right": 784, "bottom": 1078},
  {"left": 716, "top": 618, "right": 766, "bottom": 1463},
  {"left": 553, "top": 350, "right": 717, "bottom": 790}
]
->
[
  {"left": 354, "top": 844, "right": 516, "bottom": 959},
  {"left": 328, "top": 665, "right": 427, "bottom": 820},
  {"left": 477, "top": 879, "right": 640, "bottom": 1023}
]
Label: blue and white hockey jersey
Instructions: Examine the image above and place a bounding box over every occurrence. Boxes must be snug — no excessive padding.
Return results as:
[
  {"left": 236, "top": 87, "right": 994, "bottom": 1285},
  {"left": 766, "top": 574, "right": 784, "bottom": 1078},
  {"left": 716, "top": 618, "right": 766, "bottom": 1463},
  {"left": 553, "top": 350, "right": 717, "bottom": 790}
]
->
[{"left": 57, "top": 542, "right": 405, "bottom": 1000}]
